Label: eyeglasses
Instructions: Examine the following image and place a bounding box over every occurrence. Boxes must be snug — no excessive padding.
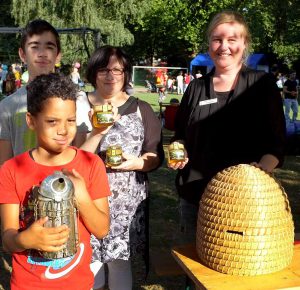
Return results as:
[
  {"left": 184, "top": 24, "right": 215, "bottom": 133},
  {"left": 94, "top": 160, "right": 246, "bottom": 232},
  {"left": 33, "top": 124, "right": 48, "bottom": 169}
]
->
[{"left": 97, "top": 68, "right": 124, "bottom": 76}]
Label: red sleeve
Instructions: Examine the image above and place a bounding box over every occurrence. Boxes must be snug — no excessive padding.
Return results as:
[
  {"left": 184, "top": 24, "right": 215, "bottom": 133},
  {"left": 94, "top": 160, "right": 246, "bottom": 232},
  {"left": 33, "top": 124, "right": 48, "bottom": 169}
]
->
[
  {"left": 0, "top": 159, "right": 20, "bottom": 204},
  {"left": 85, "top": 153, "right": 111, "bottom": 200}
]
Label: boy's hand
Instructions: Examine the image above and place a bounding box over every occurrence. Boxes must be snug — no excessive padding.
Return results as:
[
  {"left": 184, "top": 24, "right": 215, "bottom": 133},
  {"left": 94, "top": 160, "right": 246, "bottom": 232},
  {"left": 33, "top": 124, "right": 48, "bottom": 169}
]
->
[
  {"left": 60, "top": 169, "right": 108, "bottom": 238},
  {"left": 26, "top": 216, "right": 70, "bottom": 252},
  {"left": 61, "top": 168, "right": 89, "bottom": 205}
]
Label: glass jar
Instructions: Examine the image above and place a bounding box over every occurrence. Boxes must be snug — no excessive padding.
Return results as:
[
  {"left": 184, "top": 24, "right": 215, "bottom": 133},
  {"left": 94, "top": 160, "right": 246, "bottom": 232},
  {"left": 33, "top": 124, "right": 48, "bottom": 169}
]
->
[
  {"left": 92, "top": 104, "right": 114, "bottom": 128},
  {"left": 106, "top": 145, "right": 123, "bottom": 167},
  {"left": 168, "top": 142, "right": 186, "bottom": 164}
]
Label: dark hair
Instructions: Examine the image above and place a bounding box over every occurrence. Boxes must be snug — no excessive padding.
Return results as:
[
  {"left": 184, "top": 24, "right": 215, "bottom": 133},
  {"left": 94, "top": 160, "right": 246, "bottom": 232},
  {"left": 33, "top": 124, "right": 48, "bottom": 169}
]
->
[
  {"left": 20, "top": 19, "right": 61, "bottom": 54},
  {"left": 170, "top": 98, "right": 179, "bottom": 104},
  {"left": 27, "top": 73, "right": 77, "bottom": 116},
  {"left": 86, "top": 45, "right": 132, "bottom": 90}
]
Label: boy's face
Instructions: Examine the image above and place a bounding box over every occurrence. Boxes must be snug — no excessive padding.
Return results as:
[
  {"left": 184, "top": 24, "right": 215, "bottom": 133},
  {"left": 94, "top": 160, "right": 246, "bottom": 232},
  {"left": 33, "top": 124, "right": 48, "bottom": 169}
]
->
[
  {"left": 19, "top": 31, "right": 61, "bottom": 82},
  {"left": 26, "top": 98, "right": 76, "bottom": 154}
]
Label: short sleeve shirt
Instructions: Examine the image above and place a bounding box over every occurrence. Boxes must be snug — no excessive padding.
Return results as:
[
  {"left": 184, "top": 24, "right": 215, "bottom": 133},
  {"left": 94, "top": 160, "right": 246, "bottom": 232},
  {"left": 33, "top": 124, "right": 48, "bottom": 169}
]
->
[{"left": 0, "top": 148, "right": 111, "bottom": 290}]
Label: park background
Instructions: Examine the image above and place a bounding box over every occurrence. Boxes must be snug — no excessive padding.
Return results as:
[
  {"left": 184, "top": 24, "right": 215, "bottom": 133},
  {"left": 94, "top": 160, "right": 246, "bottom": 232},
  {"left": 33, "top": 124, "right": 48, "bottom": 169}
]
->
[
  {"left": 0, "top": 0, "right": 299, "bottom": 74},
  {"left": 0, "top": 1, "right": 300, "bottom": 289},
  {"left": 0, "top": 86, "right": 300, "bottom": 289}
]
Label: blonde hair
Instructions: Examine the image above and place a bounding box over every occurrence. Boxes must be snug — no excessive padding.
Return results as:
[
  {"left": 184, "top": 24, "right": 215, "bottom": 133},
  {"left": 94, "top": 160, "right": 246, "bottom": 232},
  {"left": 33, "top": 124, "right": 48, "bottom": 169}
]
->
[{"left": 207, "top": 11, "right": 251, "bottom": 60}]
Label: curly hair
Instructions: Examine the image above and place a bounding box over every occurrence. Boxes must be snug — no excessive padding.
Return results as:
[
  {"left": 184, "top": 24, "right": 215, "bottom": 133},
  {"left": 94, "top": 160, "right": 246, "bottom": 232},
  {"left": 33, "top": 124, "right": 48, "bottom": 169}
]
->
[{"left": 27, "top": 73, "right": 77, "bottom": 116}]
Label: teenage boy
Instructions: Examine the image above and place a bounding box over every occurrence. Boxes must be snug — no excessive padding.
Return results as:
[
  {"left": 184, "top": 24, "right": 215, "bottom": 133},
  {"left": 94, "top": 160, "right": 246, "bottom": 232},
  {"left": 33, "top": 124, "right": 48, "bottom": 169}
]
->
[
  {"left": 0, "top": 19, "right": 61, "bottom": 166},
  {"left": 0, "top": 73, "right": 110, "bottom": 290}
]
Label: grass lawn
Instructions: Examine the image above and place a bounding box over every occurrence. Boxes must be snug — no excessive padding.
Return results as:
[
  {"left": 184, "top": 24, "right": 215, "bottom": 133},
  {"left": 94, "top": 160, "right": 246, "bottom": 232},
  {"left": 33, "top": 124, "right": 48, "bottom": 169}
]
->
[
  {"left": 0, "top": 86, "right": 300, "bottom": 290},
  {"left": 133, "top": 85, "right": 183, "bottom": 114}
]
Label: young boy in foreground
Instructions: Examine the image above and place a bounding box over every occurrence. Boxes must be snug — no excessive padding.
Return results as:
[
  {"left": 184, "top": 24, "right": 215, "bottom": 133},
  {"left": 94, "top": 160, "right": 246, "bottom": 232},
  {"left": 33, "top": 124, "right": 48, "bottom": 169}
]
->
[{"left": 0, "top": 73, "right": 110, "bottom": 290}]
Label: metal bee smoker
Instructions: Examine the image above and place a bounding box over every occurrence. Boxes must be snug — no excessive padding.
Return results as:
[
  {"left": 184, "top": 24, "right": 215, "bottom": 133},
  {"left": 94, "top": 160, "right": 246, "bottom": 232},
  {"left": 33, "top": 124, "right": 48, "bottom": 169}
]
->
[{"left": 33, "top": 171, "right": 79, "bottom": 259}]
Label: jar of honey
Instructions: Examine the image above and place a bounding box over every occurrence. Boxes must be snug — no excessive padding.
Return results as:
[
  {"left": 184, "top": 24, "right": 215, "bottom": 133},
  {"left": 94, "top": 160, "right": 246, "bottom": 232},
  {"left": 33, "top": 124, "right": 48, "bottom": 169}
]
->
[
  {"left": 106, "top": 145, "right": 123, "bottom": 167},
  {"left": 92, "top": 104, "right": 114, "bottom": 128},
  {"left": 168, "top": 142, "right": 186, "bottom": 164}
]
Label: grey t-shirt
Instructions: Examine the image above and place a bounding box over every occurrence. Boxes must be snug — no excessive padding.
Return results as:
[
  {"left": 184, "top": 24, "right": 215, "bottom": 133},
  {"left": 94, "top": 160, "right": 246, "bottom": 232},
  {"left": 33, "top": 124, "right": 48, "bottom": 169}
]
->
[{"left": 0, "top": 86, "right": 36, "bottom": 156}]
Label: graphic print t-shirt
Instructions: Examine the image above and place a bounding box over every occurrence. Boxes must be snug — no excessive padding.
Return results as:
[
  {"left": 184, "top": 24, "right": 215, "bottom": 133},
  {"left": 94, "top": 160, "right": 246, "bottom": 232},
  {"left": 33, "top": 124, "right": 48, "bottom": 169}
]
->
[{"left": 0, "top": 148, "right": 111, "bottom": 290}]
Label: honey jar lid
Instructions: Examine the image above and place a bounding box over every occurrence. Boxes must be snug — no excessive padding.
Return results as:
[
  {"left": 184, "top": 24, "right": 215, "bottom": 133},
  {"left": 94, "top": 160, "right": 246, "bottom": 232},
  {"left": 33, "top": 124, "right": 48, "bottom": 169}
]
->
[
  {"left": 107, "top": 145, "right": 122, "bottom": 155},
  {"left": 93, "top": 104, "right": 113, "bottom": 112},
  {"left": 169, "top": 141, "right": 184, "bottom": 150}
]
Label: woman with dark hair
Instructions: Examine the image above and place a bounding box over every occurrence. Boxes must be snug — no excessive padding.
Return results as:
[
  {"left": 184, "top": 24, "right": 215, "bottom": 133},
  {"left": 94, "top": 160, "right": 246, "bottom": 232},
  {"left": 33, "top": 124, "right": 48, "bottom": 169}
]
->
[{"left": 74, "top": 45, "right": 163, "bottom": 290}]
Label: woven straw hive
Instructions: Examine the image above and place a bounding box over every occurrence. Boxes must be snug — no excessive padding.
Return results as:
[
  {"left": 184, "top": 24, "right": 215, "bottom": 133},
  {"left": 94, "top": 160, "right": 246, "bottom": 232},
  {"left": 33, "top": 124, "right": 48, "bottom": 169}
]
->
[{"left": 196, "top": 164, "right": 294, "bottom": 276}]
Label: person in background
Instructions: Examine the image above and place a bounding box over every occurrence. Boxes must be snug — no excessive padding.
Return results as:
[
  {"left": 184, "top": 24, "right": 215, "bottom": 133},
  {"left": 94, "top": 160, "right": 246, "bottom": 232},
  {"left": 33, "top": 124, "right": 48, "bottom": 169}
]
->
[
  {"left": 0, "top": 19, "right": 61, "bottom": 166},
  {"left": 0, "top": 73, "right": 110, "bottom": 290},
  {"left": 195, "top": 70, "right": 203, "bottom": 78},
  {"left": 172, "top": 77, "right": 177, "bottom": 92},
  {"left": 54, "top": 62, "right": 61, "bottom": 73},
  {"left": 176, "top": 71, "right": 184, "bottom": 94},
  {"left": 169, "top": 10, "right": 286, "bottom": 243},
  {"left": 13, "top": 64, "right": 22, "bottom": 89},
  {"left": 167, "top": 76, "right": 174, "bottom": 93},
  {"left": 74, "top": 45, "right": 164, "bottom": 290},
  {"left": 70, "top": 62, "right": 81, "bottom": 85},
  {"left": 1, "top": 64, "right": 8, "bottom": 94},
  {"left": 283, "top": 71, "right": 298, "bottom": 122},
  {"left": 183, "top": 72, "right": 190, "bottom": 93},
  {"left": 5, "top": 65, "right": 16, "bottom": 96},
  {"left": 277, "top": 73, "right": 288, "bottom": 100},
  {"left": 163, "top": 71, "right": 169, "bottom": 87}
]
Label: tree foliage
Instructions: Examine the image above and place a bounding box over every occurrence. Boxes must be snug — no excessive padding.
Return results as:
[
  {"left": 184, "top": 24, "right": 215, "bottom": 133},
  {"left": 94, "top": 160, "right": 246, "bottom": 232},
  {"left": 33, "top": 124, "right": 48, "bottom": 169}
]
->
[
  {"left": 11, "top": 0, "right": 150, "bottom": 64},
  {"left": 0, "top": 0, "right": 19, "bottom": 63},
  {"left": 126, "top": 0, "right": 246, "bottom": 65},
  {"left": 3, "top": 0, "right": 300, "bottom": 68},
  {"left": 242, "top": 0, "right": 300, "bottom": 67},
  {"left": 127, "top": 0, "right": 300, "bottom": 68}
]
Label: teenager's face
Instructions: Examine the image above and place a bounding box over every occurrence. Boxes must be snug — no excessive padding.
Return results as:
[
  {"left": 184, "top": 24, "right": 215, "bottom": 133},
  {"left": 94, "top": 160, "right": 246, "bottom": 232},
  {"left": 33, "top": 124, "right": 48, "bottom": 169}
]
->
[
  {"left": 26, "top": 98, "right": 76, "bottom": 154},
  {"left": 209, "top": 22, "right": 246, "bottom": 70},
  {"left": 19, "top": 31, "right": 61, "bottom": 81}
]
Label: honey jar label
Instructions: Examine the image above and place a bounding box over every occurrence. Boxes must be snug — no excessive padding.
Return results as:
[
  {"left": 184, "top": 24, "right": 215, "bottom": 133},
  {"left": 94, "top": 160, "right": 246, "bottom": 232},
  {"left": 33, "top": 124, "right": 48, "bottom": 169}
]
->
[
  {"left": 106, "top": 145, "right": 122, "bottom": 166},
  {"left": 96, "top": 112, "right": 114, "bottom": 124},
  {"left": 169, "top": 149, "right": 185, "bottom": 161},
  {"left": 106, "top": 155, "right": 122, "bottom": 166}
]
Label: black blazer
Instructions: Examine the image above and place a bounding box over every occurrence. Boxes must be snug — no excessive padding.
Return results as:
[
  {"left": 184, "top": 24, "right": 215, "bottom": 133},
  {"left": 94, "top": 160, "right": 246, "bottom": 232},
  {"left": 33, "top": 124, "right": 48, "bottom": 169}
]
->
[{"left": 173, "top": 66, "right": 286, "bottom": 204}]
